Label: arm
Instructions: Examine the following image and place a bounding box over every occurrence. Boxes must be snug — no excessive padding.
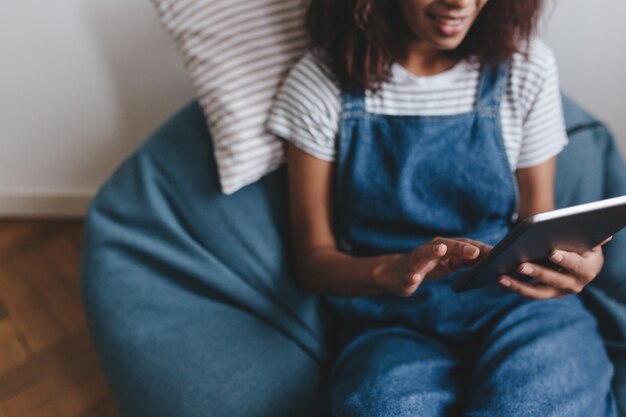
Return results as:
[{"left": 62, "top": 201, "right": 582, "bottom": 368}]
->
[
  {"left": 286, "top": 141, "right": 390, "bottom": 297},
  {"left": 497, "top": 42, "right": 611, "bottom": 298},
  {"left": 286, "top": 142, "right": 489, "bottom": 297},
  {"left": 515, "top": 157, "right": 556, "bottom": 219}
]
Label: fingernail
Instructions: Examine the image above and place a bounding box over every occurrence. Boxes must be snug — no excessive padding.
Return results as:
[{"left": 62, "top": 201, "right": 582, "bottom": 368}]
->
[
  {"left": 499, "top": 278, "right": 512, "bottom": 287},
  {"left": 464, "top": 246, "right": 478, "bottom": 256},
  {"left": 520, "top": 265, "right": 532, "bottom": 275},
  {"left": 550, "top": 251, "right": 563, "bottom": 262}
]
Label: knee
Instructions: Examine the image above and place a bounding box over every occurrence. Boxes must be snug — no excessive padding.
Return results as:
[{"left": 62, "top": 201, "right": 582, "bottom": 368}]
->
[
  {"left": 332, "top": 385, "right": 406, "bottom": 417},
  {"left": 333, "top": 384, "right": 457, "bottom": 417},
  {"left": 332, "top": 368, "right": 459, "bottom": 417}
]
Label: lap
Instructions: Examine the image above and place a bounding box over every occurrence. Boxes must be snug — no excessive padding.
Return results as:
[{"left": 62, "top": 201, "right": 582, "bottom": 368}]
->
[
  {"left": 467, "top": 295, "right": 616, "bottom": 417},
  {"left": 330, "top": 296, "right": 616, "bottom": 417},
  {"left": 330, "top": 327, "right": 466, "bottom": 417}
]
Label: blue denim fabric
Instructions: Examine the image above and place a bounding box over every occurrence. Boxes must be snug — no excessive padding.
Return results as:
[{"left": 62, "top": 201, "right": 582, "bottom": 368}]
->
[
  {"left": 331, "top": 296, "right": 615, "bottom": 417},
  {"left": 327, "top": 64, "right": 617, "bottom": 416},
  {"left": 334, "top": 64, "right": 517, "bottom": 257}
]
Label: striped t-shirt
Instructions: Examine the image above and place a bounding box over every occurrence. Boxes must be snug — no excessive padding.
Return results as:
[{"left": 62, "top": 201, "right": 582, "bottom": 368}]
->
[{"left": 267, "top": 39, "right": 568, "bottom": 171}]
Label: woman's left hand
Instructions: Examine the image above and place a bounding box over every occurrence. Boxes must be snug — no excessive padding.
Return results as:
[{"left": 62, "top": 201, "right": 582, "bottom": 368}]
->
[{"left": 498, "top": 237, "right": 613, "bottom": 300}]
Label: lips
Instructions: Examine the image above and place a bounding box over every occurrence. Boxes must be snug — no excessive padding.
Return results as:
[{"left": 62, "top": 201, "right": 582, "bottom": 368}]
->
[{"left": 427, "top": 13, "right": 470, "bottom": 37}]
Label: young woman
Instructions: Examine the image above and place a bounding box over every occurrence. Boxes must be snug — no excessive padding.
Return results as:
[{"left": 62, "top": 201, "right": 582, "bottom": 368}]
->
[{"left": 268, "top": 0, "right": 616, "bottom": 415}]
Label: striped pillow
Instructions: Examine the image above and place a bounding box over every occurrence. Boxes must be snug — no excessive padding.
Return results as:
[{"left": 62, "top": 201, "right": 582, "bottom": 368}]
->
[{"left": 150, "top": 0, "right": 307, "bottom": 194}]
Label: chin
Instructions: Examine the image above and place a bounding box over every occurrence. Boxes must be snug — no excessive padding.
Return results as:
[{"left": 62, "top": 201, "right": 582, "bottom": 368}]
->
[
  {"left": 431, "top": 38, "right": 465, "bottom": 51},
  {"left": 431, "top": 28, "right": 473, "bottom": 49}
]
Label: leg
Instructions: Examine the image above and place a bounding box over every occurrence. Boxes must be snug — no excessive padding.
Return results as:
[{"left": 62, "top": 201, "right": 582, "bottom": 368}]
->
[
  {"left": 331, "top": 327, "right": 466, "bottom": 417},
  {"left": 465, "top": 296, "right": 616, "bottom": 417}
]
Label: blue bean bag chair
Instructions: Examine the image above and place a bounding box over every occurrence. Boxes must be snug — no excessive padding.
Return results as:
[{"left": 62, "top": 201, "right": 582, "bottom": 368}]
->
[{"left": 81, "top": 96, "right": 626, "bottom": 417}]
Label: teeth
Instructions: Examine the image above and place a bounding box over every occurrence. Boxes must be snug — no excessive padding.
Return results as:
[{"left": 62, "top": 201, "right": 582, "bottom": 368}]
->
[{"left": 433, "top": 16, "right": 464, "bottom": 27}]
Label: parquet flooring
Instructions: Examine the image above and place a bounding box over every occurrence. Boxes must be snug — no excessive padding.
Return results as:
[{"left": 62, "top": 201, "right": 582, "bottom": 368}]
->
[{"left": 0, "top": 221, "right": 121, "bottom": 417}]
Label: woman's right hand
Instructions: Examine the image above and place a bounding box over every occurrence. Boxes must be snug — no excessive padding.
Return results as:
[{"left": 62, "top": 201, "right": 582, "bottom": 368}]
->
[{"left": 372, "top": 238, "right": 492, "bottom": 297}]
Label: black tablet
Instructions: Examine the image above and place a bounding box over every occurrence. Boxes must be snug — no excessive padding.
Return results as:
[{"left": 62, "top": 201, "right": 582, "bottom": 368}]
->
[{"left": 452, "top": 195, "right": 626, "bottom": 292}]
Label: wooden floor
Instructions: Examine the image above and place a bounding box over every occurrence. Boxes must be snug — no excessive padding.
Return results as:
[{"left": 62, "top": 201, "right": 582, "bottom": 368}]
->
[{"left": 0, "top": 220, "right": 121, "bottom": 417}]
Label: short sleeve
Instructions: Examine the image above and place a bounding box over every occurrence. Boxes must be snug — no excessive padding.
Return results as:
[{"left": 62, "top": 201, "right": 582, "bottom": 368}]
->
[
  {"left": 515, "top": 40, "right": 569, "bottom": 169},
  {"left": 267, "top": 52, "right": 341, "bottom": 161}
]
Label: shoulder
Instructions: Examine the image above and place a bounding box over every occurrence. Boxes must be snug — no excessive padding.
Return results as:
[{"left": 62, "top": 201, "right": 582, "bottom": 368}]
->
[
  {"left": 278, "top": 52, "right": 341, "bottom": 103},
  {"left": 509, "top": 38, "right": 558, "bottom": 86},
  {"left": 515, "top": 38, "right": 557, "bottom": 67},
  {"left": 509, "top": 39, "right": 568, "bottom": 168},
  {"left": 507, "top": 38, "right": 560, "bottom": 111},
  {"left": 267, "top": 51, "right": 342, "bottom": 161},
  {"left": 291, "top": 51, "right": 337, "bottom": 82},
  {"left": 270, "top": 51, "right": 342, "bottom": 126}
]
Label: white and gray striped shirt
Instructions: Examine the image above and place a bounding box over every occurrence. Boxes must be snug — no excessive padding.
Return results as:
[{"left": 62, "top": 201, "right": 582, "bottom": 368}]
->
[{"left": 268, "top": 39, "right": 568, "bottom": 171}]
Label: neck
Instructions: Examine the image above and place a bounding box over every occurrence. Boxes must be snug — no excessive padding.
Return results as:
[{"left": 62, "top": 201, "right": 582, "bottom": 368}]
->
[{"left": 398, "top": 41, "right": 457, "bottom": 77}]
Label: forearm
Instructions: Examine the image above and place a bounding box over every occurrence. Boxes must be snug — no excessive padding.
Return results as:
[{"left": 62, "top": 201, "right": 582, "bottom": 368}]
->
[
  {"left": 516, "top": 157, "right": 556, "bottom": 219},
  {"left": 295, "top": 247, "right": 399, "bottom": 297}
]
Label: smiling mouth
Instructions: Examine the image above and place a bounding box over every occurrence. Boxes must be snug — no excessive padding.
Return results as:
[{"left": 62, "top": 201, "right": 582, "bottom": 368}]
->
[
  {"left": 428, "top": 13, "right": 469, "bottom": 27},
  {"left": 427, "top": 12, "right": 471, "bottom": 36}
]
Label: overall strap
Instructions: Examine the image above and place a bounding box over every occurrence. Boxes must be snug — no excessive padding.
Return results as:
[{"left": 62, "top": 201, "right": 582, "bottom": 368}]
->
[
  {"left": 476, "top": 60, "right": 509, "bottom": 112},
  {"left": 341, "top": 88, "right": 367, "bottom": 119}
]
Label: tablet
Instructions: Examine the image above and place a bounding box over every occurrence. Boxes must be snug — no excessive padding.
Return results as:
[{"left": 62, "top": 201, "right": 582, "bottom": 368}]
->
[{"left": 452, "top": 195, "right": 626, "bottom": 292}]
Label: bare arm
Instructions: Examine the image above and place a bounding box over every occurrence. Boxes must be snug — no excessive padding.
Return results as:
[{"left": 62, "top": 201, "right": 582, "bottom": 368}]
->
[
  {"left": 286, "top": 142, "right": 394, "bottom": 296},
  {"left": 286, "top": 142, "right": 489, "bottom": 297},
  {"left": 515, "top": 156, "right": 556, "bottom": 219}
]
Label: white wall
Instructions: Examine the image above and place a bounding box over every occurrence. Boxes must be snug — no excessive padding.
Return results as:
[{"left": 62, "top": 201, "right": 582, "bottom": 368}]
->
[
  {"left": 0, "top": 0, "right": 624, "bottom": 217},
  {"left": 541, "top": 0, "right": 626, "bottom": 156},
  {"left": 0, "top": 0, "right": 194, "bottom": 217}
]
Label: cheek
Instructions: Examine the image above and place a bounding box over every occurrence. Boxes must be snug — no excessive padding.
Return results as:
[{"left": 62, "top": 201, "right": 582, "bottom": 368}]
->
[{"left": 400, "top": 1, "right": 426, "bottom": 32}]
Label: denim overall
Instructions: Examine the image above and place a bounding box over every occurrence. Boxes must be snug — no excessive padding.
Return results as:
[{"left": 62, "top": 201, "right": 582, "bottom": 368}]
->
[{"left": 328, "top": 63, "right": 616, "bottom": 417}]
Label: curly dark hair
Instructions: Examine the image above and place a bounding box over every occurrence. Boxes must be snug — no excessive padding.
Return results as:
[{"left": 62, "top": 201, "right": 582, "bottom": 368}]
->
[{"left": 305, "top": 0, "right": 545, "bottom": 92}]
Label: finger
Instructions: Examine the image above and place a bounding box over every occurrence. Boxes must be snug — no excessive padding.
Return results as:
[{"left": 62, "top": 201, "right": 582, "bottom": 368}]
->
[
  {"left": 449, "top": 238, "right": 493, "bottom": 268},
  {"left": 446, "top": 251, "right": 484, "bottom": 270},
  {"left": 407, "top": 242, "right": 448, "bottom": 283},
  {"left": 498, "top": 275, "right": 566, "bottom": 300},
  {"left": 411, "top": 238, "right": 484, "bottom": 281},
  {"left": 397, "top": 280, "right": 420, "bottom": 297},
  {"left": 517, "top": 262, "right": 583, "bottom": 294},
  {"left": 586, "top": 236, "right": 613, "bottom": 257},
  {"left": 432, "top": 238, "right": 480, "bottom": 260},
  {"left": 433, "top": 239, "right": 487, "bottom": 270},
  {"left": 410, "top": 242, "right": 447, "bottom": 269},
  {"left": 548, "top": 250, "right": 599, "bottom": 284},
  {"left": 401, "top": 251, "right": 447, "bottom": 295},
  {"left": 457, "top": 238, "right": 493, "bottom": 255}
]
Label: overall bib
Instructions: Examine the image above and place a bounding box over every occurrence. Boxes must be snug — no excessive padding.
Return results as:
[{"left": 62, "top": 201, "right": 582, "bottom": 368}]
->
[{"left": 328, "top": 63, "right": 616, "bottom": 417}]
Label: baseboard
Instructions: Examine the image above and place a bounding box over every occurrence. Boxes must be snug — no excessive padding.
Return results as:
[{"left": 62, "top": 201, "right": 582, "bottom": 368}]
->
[{"left": 0, "top": 189, "right": 95, "bottom": 218}]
